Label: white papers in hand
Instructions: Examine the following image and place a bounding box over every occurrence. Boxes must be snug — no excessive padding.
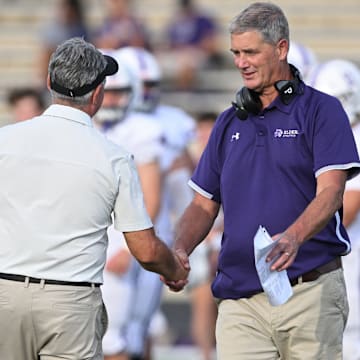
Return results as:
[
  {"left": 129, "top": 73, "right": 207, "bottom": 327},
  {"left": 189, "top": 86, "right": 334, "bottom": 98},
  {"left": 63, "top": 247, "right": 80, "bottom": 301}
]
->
[{"left": 254, "top": 225, "right": 293, "bottom": 306}]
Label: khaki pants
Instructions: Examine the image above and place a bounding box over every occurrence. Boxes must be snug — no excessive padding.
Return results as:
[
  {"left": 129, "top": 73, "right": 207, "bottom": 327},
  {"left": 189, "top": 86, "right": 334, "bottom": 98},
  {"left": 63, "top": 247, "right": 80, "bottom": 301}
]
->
[
  {"left": 216, "top": 268, "right": 348, "bottom": 360},
  {"left": 0, "top": 278, "right": 108, "bottom": 360}
]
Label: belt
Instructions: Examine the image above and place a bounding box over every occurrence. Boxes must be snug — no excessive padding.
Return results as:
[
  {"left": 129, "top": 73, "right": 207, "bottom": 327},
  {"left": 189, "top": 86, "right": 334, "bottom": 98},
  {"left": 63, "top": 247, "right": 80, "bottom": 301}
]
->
[
  {"left": 289, "top": 257, "right": 342, "bottom": 286},
  {"left": 0, "top": 273, "right": 101, "bottom": 287}
]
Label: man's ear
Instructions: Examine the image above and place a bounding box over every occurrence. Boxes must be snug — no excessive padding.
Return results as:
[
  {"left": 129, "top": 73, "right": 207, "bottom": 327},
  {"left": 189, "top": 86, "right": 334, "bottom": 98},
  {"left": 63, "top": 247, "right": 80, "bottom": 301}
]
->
[
  {"left": 91, "top": 83, "right": 104, "bottom": 107},
  {"left": 278, "top": 39, "right": 289, "bottom": 61},
  {"left": 46, "top": 74, "right": 51, "bottom": 91}
]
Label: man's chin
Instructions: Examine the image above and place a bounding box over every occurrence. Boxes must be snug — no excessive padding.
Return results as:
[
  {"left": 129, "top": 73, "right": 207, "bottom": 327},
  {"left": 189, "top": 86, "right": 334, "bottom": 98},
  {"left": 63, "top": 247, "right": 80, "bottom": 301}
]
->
[{"left": 242, "top": 79, "right": 259, "bottom": 91}]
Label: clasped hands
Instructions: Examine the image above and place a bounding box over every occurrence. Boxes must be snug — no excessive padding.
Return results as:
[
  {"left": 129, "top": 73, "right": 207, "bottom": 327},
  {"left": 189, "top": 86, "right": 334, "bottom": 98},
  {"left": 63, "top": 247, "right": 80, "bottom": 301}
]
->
[{"left": 161, "top": 248, "right": 190, "bottom": 292}]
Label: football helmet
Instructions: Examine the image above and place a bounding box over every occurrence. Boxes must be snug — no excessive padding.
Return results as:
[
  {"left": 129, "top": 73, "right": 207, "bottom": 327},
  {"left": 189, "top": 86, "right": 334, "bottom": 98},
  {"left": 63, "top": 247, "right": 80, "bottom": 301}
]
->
[
  {"left": 95, "top": 48, "right": 140, "bottom": 127},
  {"left": 309, "top": 59, "right": 360, "bottom": 124},
  {"left": 288, "top": 42, "right": 318, "bottom": 82},
  {"left": 115, "top": 47, "right": 162, "bottom": 113}
]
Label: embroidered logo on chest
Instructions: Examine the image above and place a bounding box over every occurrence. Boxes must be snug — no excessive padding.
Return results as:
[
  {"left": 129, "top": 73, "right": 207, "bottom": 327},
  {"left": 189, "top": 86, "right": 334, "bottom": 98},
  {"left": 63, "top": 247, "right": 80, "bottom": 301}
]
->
[{"left": 274, "top": 129, "right": 299, "bottom": 138}]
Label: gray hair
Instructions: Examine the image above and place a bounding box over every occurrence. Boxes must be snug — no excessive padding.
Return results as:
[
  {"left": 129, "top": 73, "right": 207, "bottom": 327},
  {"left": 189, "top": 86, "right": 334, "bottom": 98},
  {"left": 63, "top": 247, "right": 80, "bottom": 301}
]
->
[
  {"left": 229, "top": 2, "right": 289, "bottom": 45},
  {"left": 48, "top": 37, "right": 107, "bottom": 105}
]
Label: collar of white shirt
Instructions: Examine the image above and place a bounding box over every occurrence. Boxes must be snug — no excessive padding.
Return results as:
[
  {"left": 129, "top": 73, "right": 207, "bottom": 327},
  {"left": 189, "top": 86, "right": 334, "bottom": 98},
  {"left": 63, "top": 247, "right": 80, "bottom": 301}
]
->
[{"left": 43, "top": 104, "right": 93, "bottom": 128}]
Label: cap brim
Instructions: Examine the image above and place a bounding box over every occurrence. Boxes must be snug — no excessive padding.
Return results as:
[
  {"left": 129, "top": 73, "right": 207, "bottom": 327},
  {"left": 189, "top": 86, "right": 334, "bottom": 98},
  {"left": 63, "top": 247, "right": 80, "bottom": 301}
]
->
[
  {"left": 103, "top": 55, "right": 118, "bottom": 76},
  {"left": 50, "top": 54, "right": 119, "bottom": 97}
]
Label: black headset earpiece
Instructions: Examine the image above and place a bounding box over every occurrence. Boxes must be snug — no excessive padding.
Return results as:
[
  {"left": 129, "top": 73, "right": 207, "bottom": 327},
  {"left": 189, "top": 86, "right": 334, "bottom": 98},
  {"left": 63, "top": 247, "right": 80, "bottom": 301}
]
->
[
  {"left": 232, "top": 87, "right": 262, "bottom": 121},
  {"left": 274, "top": 80, "right": 297, "bottom": 105},
  {"left": 232, "top": 64, "right": 303, "bottom": 120},
  {"left": 274, "top": 64, "right": 303, "bottom": 105}
]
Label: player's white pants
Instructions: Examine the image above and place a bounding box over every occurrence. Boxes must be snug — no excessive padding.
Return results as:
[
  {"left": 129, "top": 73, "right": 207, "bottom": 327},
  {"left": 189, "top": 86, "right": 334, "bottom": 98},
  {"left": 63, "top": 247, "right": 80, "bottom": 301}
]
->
[
  {"left": 124, "top": 259, "right": 164, "bottom": 356},
  {"left": 102, "top": 270, "right": 133, "bottom": 355}
]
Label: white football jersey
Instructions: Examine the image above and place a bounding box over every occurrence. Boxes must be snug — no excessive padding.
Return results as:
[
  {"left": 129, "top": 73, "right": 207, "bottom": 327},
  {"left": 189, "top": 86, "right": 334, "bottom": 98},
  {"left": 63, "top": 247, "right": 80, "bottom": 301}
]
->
[
  {"left": 105, "top": 112, "right": 164, "bottom": 166},
  {"left": 152, "top": 104, "right": 196, "bottom": 170},
  {"left": 102, "top": 113, "right": 164, "bottom": 255}
]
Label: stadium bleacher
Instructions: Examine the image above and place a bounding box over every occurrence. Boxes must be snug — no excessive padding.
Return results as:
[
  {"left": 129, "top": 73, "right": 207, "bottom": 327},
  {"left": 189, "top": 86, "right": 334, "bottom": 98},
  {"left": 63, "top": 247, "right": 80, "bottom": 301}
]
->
[
  {"left": 1, "top": 0, "right": 359, "bottom": 124},
  {"left": 0, "top": 2, "right": 359, "bottom": 358}
]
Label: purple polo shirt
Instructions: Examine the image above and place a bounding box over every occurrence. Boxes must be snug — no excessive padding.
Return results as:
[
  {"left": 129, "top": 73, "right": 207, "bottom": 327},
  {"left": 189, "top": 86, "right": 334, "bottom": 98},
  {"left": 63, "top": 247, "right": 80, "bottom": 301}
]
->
[{"left": 190, "top": 83, "right": 360, "bottom": 299}]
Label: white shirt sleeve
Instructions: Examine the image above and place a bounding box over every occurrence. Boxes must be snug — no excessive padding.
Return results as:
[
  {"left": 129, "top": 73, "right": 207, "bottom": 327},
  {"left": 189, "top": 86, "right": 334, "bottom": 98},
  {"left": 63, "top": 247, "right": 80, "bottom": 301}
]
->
[{"left": 113, "top": 153, "right": 153, "bottom": 232}]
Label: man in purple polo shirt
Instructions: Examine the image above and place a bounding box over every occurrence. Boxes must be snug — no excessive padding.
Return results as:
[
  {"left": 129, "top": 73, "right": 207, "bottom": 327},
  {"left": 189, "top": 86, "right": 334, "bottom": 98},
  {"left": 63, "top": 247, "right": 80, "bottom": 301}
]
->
[{"left": 162, "top": 2, "right": 360, "bottom": 359}]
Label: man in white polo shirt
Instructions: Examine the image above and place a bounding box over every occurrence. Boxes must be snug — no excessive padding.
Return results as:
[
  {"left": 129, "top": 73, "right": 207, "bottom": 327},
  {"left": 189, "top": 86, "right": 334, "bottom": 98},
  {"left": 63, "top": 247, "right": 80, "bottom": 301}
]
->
[{"left": 0, "top": 37, "right": 189, "bottom": 360}]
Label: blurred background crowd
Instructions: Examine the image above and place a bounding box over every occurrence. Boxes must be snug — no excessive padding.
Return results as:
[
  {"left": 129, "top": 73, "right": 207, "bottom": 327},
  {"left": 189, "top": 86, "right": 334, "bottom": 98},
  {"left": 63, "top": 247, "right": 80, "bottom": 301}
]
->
[
  {"left": 1, "top": 0, "right": 360, "bottom": 359},
  {"left": 1, "top": 0, "right": 360, "bottom": 124}
]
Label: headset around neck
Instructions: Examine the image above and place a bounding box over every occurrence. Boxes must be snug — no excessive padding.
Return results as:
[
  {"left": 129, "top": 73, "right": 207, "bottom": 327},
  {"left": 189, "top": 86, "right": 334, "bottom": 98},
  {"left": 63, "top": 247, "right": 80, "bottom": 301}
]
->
[{"left": 232, "top": 64, "right": 303, "bottom": 121}]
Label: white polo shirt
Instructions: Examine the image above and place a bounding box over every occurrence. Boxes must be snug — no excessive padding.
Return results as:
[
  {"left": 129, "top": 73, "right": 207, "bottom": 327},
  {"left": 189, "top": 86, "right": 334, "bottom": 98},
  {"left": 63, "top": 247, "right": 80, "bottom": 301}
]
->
[{"left": 0, "top": 104, "right": 152, "bottom": 283}]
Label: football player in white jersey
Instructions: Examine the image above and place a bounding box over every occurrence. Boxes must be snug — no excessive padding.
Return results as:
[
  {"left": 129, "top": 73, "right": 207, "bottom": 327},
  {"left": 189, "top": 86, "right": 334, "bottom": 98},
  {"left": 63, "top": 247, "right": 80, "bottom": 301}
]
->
[
  {"left": 94, "top": 49, "right": 164, "bottom": 360},
  {"left": 310, "top": 59, "right": 360, "bottom": 360},
  {"left": 111, "top": 47, "right": 196, "bottom": 360},
  {"left": 96, "top": 47, "right": 196, "bottom": 360}
]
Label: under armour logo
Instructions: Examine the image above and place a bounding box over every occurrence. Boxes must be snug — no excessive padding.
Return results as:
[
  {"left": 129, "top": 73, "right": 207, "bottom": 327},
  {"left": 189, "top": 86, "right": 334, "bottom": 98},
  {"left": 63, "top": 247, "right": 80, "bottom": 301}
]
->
[{"left": 231, "top": 132, "right": 240, "bottom": 141}]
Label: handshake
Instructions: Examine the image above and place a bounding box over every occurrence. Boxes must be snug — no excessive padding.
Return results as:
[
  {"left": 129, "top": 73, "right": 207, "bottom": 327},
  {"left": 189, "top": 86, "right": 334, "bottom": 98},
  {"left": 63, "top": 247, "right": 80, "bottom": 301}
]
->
[
  {"left": 160, "top": 248, "right": 190, "bottom": 292},
  {"left": 123, "top": 228, "right": 191, "bottom": 292}
]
